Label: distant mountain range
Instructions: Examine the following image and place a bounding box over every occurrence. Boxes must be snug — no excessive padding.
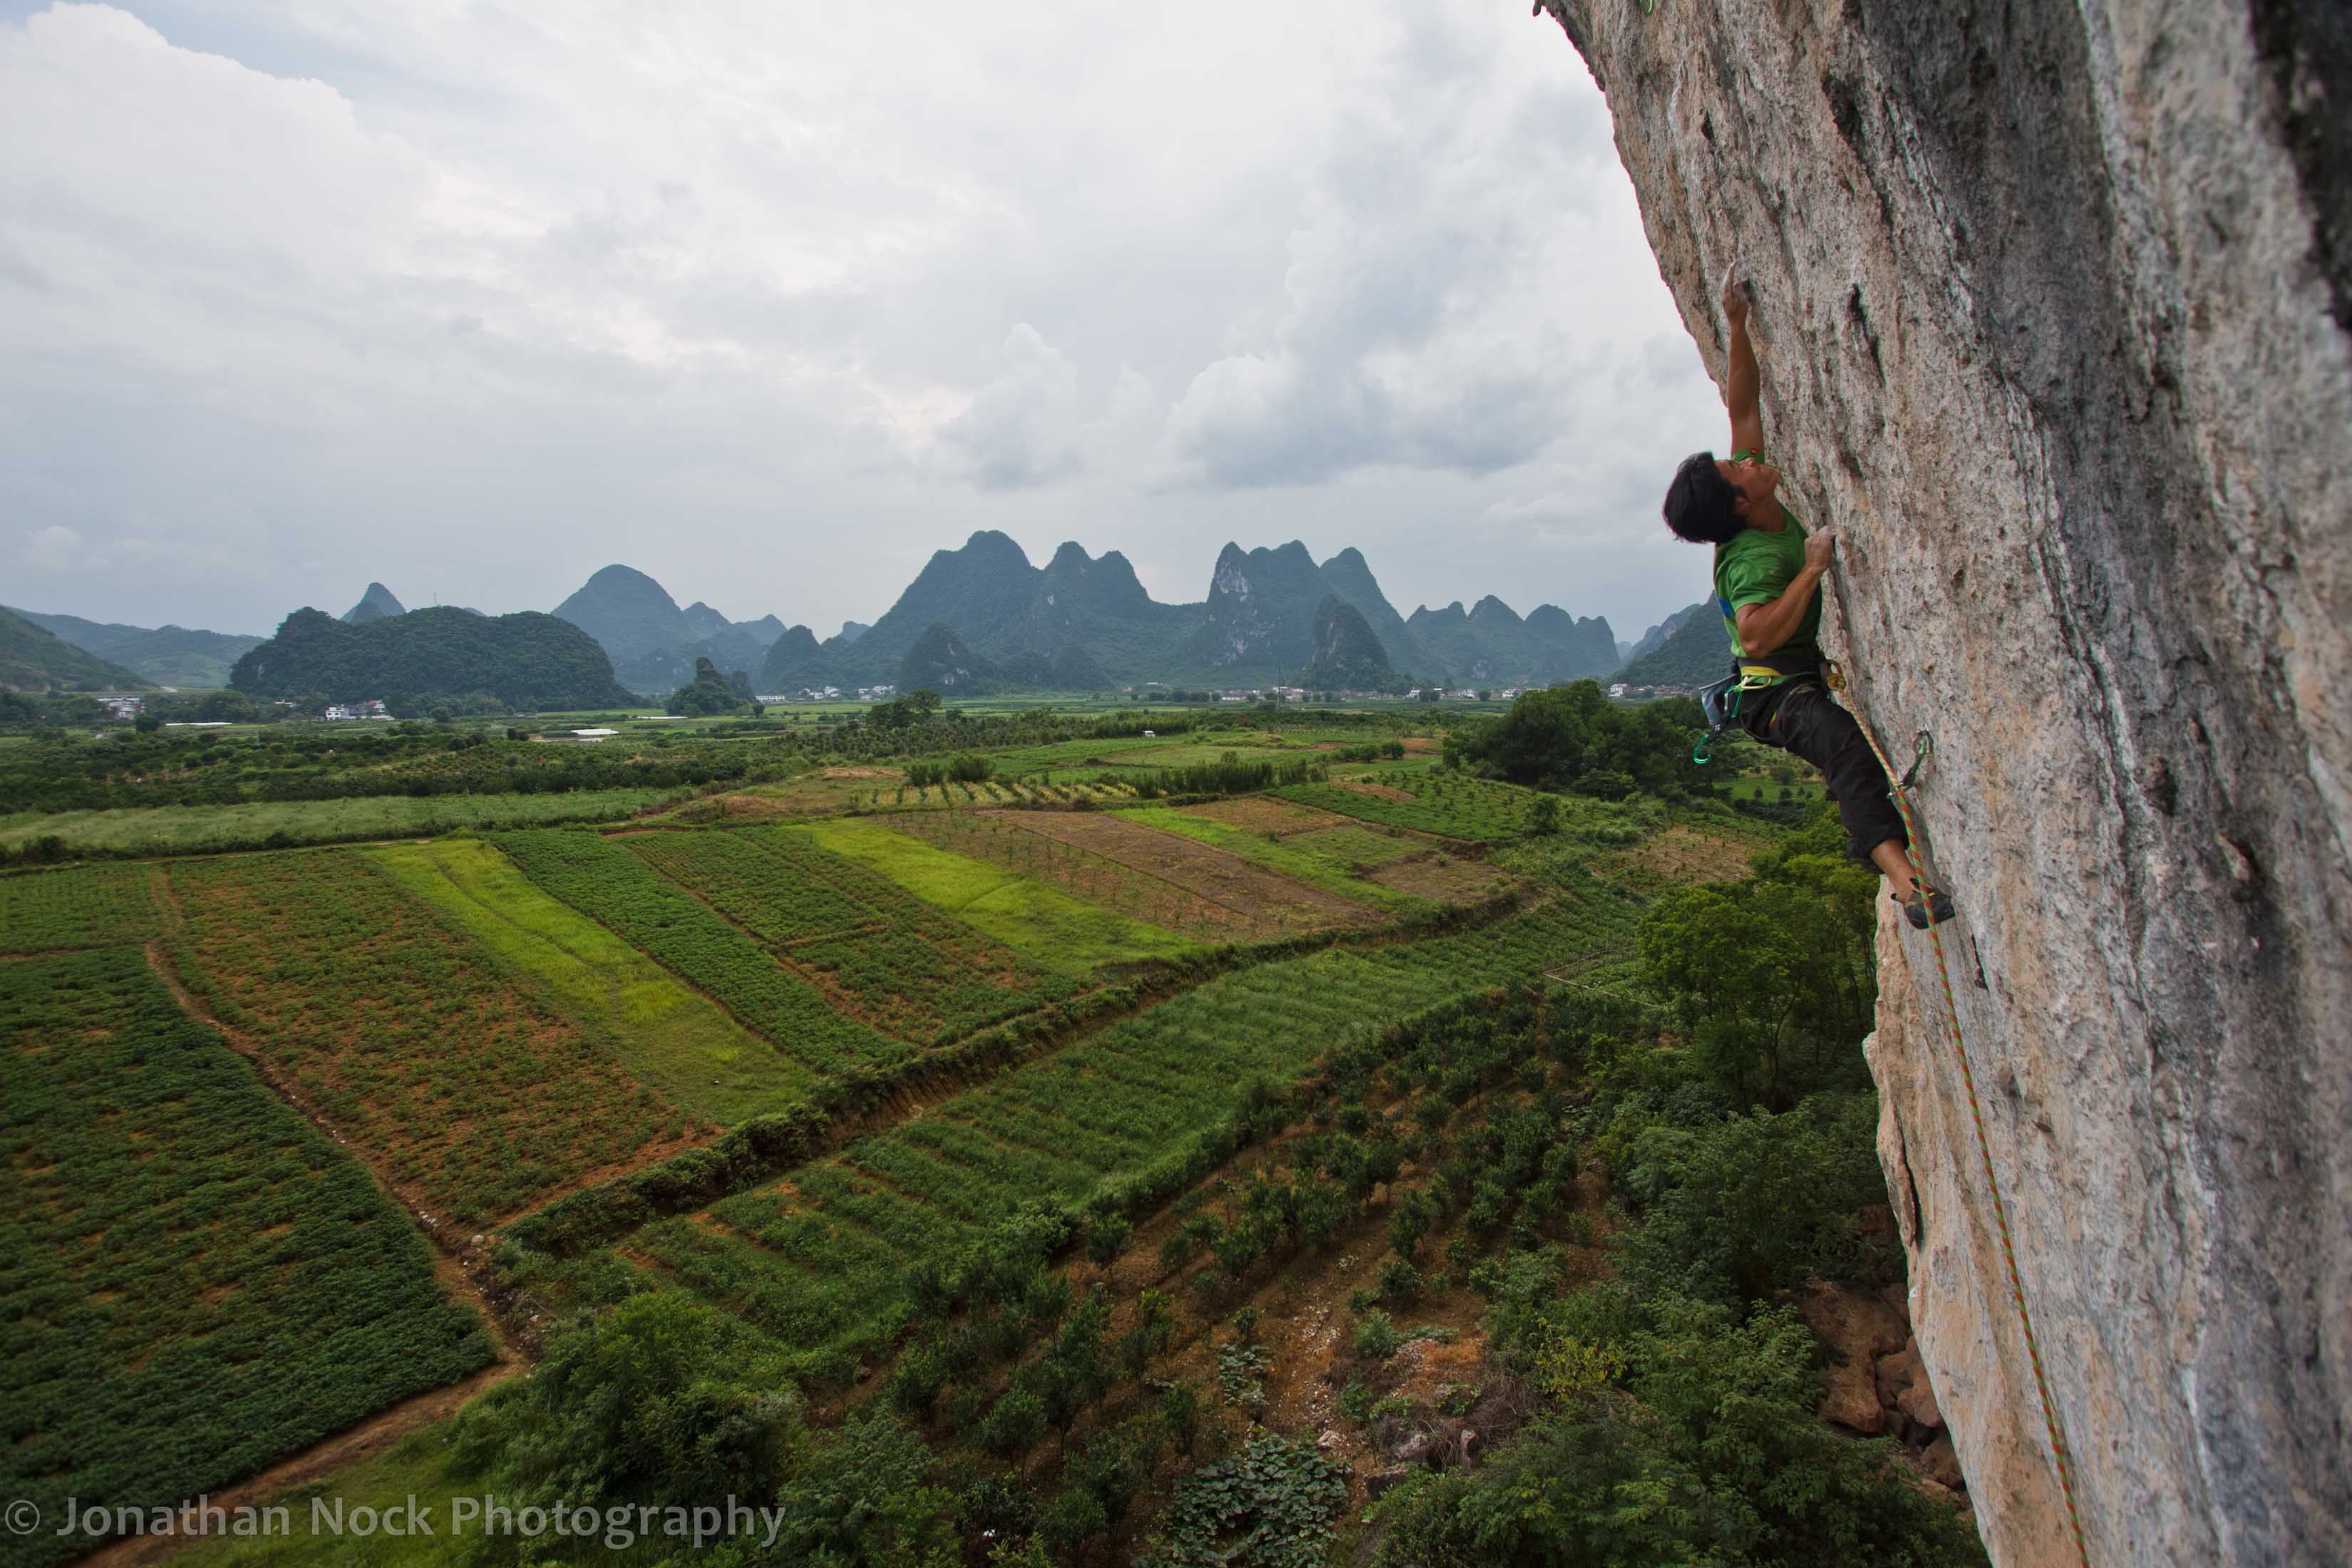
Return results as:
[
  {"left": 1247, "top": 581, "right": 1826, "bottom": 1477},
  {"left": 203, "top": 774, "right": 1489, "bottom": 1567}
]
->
[
  {"left": 0, "top": 606, "right": 153, "bottom": 692},
  {"left": 552, "top": 565, "right": 787, "bottom": 693},
  {"left": 749, "top": 532, "right": 1623, "bottom": 696},
  {"left": 1615, "top": 601, "right": 1723, "bottom": 689},
  {"left": 9, "top": 540, "right": 1652, "bottom": 704},
  {"left": 8, "top": 607, "right": 262, "bottom": 688}
]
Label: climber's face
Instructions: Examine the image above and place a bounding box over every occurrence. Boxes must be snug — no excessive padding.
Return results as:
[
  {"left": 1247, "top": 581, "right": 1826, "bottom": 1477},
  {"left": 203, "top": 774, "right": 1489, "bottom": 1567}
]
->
[{"left": 1718, "top": 453, "right": 1780, "bottom": 517}]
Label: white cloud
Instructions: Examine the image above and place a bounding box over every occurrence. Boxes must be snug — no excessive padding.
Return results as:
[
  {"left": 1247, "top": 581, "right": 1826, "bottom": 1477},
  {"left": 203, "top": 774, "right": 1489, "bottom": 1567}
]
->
[
  {"left": 24, "top": 524, "right": 82, "bottom": 572},
  {"left": 0, "top": 0, "right": 1723, "bottom": 641}
]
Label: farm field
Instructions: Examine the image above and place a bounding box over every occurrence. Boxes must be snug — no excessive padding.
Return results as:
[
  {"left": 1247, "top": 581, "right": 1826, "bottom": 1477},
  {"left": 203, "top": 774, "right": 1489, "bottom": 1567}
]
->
[
  {"left": 624, "top": 826, "right": 1080, "bottom": 1043},
  {"left": 0, "top": 687, "right": 1856, "bottom": 1565},
  {"left": 163, "top": 850, "right": 699, "bottom": 1224},
  {"left": 0, "top": 860, "right": 160, "bottom": 952},
  {"left": 587, "top": 897, "right": 1613, "bottom": 1373},
  {"left": 0, "top": 787, "right": 672, "bottom": 858},
  {"left": 492, "top": 828, "right": 909, "bottom": 1078},
  {"left": 806, "top": 815, "right": 1209, "bottom": 973},
  {"left": 1272, "top": 770, "right": 1547, "bottom": 840},
  {"left": 891, "top": 808, "right": 1380, "bottom": 942},
  {"left": 1125, "top": 804, "right": 1444, "bottom": 911},
  {"left": 1, "top": 949, "right": 493, "bottom": 1568},
  {"left": 369, "top": 838, "right": 820, "bottom": 1122}
]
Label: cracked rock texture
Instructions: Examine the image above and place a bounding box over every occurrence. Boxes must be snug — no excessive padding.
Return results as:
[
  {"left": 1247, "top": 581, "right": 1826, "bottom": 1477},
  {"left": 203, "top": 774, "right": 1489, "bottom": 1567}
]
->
[{"left": 1538, "top": 0, "right": 2351, "bottom": 1563}]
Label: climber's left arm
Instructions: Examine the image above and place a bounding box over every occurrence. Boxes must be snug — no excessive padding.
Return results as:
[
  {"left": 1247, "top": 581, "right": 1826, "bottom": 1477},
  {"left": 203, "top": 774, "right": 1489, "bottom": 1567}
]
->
[{"left": 1721, "top": 272, "right": 1764, "bottom": 459}]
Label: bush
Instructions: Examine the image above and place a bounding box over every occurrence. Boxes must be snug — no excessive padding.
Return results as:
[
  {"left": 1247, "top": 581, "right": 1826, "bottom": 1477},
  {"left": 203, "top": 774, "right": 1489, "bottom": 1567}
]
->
[
  {"left": 1377, "top": 1255, "right": 1425, "bottom": 1304},
  {"left": 1352, "top": 1309, "right": 1404, "bottom": 1361},
  {"left": 1374, "top": 1288, "right": 1986, "bottom": 1567}
]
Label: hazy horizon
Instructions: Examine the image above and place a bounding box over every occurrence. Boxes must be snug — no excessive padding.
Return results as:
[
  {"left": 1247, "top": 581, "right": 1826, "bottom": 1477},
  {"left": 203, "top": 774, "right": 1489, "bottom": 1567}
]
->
[{"left": 1, "top": 1, "right": 1723, "bottom": 643}]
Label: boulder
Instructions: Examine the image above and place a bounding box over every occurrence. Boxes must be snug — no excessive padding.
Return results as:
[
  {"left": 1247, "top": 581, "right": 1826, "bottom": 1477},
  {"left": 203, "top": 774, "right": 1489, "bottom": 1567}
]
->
[
  {"left": 1795, "top": 1279, "right": 1909, "bottom": 1433},
  {"left": 1539, "top": 1, "right": 2352, "bottom": 1563},
  {"left": 1924, "top": 1433, "right": 1969, "bottom": 1491}
]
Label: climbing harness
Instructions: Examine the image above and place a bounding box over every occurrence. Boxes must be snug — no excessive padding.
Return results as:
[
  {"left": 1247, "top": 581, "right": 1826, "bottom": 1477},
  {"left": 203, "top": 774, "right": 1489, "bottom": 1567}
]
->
[{"left": 1822, "top": 659, "right": 2095, "bottom": 1568}]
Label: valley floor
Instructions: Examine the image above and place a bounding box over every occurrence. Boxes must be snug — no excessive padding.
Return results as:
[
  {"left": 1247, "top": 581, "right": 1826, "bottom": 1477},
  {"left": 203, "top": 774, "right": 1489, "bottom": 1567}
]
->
[{"left": 3, "top": 723, "right": 1972, "bottom": 1568}]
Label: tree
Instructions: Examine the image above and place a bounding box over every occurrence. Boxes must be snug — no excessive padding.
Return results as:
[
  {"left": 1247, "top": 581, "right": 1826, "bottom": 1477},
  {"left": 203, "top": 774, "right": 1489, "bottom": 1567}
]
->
[
  {"left": 669, "top": 656, "right": 749, "bottom": 716},
  {"left": 465, "top": 1292, "right": 798, "bottom": 1510},
  {"left": 1636, "top": 808, "right": 1877, "bottom": 1107}
]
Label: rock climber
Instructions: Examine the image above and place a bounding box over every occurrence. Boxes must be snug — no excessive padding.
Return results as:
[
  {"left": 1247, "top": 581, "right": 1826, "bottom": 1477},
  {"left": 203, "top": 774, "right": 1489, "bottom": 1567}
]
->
[{"left": 1659, "top": 272, "right": 1954, "bottom": 929}]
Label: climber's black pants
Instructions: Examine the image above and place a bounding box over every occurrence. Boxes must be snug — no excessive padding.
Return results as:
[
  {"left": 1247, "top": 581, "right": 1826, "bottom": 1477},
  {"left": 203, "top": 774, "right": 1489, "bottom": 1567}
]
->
[{"left": 1735, "top": 678, "right": 1907, "bottom": 865}]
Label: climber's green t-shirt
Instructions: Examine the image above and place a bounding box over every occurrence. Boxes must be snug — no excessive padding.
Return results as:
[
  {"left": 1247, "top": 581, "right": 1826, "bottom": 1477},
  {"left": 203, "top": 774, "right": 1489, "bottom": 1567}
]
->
[{"left": 1712, "top": 505, "right": 1822, "bottom": 683}]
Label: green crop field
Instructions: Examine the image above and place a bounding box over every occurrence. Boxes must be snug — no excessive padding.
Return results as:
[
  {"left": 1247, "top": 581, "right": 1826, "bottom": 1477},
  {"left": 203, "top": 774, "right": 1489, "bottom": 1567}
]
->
[
  {"left": 804, "top": 817, "right": 1207, "bottom": 974},
  {"left": 624, "top": 827, "right": 1080, "bottom": 1044},
  {"left": 1, "top": 949, "right": 492, "bottom": 1568},
  {"left": 611, "top": 899, "right": 1608, "bottom": 1371},
  {"left": 0, "top": 788, "right": 672, "bottom": 859},
  {"left": 165, "top": 852, "right": 694, "bottom": 1224},
  {"left": 1272, "top": 771, "right": 1546, "bottom": 840},
  {"left": 0, "top": 862, "right": 160, "bottom": 952},
  {"left": 492, "top": 829, "right": 909, "bottom": 1077},
  {"left": 369, "top": 838, "right": 820, "bottom": 1121}
]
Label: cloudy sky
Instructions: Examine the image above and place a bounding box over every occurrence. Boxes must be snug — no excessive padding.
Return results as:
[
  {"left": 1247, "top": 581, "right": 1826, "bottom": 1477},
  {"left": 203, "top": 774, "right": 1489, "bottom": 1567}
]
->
[{"left": 0, "top": 0, "right": 1723, "bottom": 645}]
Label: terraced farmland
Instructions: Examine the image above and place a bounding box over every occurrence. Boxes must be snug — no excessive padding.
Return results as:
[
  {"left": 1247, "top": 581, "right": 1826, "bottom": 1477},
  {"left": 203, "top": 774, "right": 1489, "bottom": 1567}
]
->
[
  {"left": 494, "top": 828, "right": 909, "bottom": 1078},
  {"left": 892, "top": 809, "right": 1381, "bottom": 941},
  {"left": 1273, "top": 770, "right": 1546, "bottom": 841},
  {"left": 165, "top": 851, "right": 698, "bottom": 1224},
  {"left": 606, "top": 898, "right": 1608, "bottom": 1373},
  {"left": 805, "top": 817, "right": 1208, "bottom": 974},
  {"left": 371, "top": 837, "right": 821, "bottom": 1121},
  {"left": 622, "top": 827, "right": 1080, "bottom": 1043},
  {"left": 1, "top": 949, "right": 493, "bottom": 1568}
]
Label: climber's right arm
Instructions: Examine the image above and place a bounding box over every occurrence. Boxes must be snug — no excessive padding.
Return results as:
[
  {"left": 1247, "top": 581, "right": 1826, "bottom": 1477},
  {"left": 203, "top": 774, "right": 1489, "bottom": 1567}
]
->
[
  {"left": 1734, "top": 529, "right": 1833, "bottom": 656},
  {"left": 1722, "top": 273, "right": 1763, "bottom": 458}
]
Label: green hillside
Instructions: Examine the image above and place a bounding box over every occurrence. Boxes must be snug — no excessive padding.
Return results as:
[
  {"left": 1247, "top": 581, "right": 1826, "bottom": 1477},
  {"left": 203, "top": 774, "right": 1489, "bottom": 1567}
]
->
[
  {"left": 1616, "top": 598, "right": 1728, "bottom": 689},
  {"left": 9, "top": 610, "right": 262, "bottom": 688},
  {"left": 232, "top": 606, "right": 634, "bottom": 710},
  {"left": 0, "top": 607, "right": 150, "bottom": 692}
]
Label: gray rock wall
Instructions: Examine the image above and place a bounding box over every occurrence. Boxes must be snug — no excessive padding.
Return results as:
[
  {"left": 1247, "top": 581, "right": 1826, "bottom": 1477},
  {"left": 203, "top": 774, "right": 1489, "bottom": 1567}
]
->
[{"left": 1536, "top": 1, "right": 2352, "bottom": 1562}]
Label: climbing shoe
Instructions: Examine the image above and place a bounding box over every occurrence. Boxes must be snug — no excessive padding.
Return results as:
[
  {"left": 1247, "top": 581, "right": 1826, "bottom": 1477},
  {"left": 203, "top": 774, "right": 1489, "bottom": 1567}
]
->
[{"left": 1899, "top": 882, "right": 1956, "bottom": 930}]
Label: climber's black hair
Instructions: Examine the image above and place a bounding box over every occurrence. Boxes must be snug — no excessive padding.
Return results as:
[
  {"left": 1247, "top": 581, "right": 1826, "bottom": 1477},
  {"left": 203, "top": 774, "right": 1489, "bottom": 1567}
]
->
[{"left": 1663, "top": 451, "right": 1744, "bottom": 545}]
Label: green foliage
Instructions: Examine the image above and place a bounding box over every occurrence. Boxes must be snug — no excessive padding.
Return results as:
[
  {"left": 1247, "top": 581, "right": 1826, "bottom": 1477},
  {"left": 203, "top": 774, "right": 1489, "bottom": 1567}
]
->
[
  {"left": 1378, "top": 1286, "right": 1985, "bottom": 1567},
  {"left": 867, "top": 688, "right": 944, "bottom": 729},
  {"left": 474, "top": 1292, "right": 795, "bottom": 1507},
  {"left": 2, "top": 950, "right": 492, "bottom": 1568},
  {"left": 232, "top": 605, "right": 634, "bottom": 710},
  {"left": 1141, "top": 1432, "right": 1351, "bottom": 1568},
  {"left": 1638, "top": 815, "right": 1878, "bottom": 1107},
  {"left": 1452, "top": 680, "right": 1706, "bottom": 798},
  {"left": 0, "top": 787, "right": 675, "bottom": 862},
  {"left": 1352, "top": 1309, "right": 1405, "bottom": 1361},
  {"left": 669, "top": 655, "right": 752, "bottom": 716},
  {"left": 755, "top": 1411, "right": 960, "bottom": 1568},
  {"left": 1612, "top": 1093, "right": 1895, "bottom": 1306}
]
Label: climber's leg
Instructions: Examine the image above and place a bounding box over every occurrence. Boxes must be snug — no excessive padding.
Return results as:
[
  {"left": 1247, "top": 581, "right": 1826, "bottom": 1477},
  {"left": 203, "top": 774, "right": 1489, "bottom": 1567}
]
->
[{"left": 1738, "top": 679, "right": 1947, "bottom": 919}]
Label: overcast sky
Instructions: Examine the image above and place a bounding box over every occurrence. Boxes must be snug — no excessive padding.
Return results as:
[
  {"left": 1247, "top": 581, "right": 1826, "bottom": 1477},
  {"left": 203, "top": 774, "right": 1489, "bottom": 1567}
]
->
[{"left": 0, "top": 0, "right": 1723, "bottom": 644}]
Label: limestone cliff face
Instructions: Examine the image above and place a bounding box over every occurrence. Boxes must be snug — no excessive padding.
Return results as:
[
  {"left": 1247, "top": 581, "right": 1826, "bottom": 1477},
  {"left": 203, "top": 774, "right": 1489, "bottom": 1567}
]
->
[{"left": 1537, "top": 1, "right": 2352, "bottom": 1563}]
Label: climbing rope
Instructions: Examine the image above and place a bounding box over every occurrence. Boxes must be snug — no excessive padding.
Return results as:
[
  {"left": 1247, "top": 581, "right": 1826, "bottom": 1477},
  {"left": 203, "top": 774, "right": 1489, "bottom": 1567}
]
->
[{"left": 1822, "top": 660, "right": 2093, "bottom": 1568}]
